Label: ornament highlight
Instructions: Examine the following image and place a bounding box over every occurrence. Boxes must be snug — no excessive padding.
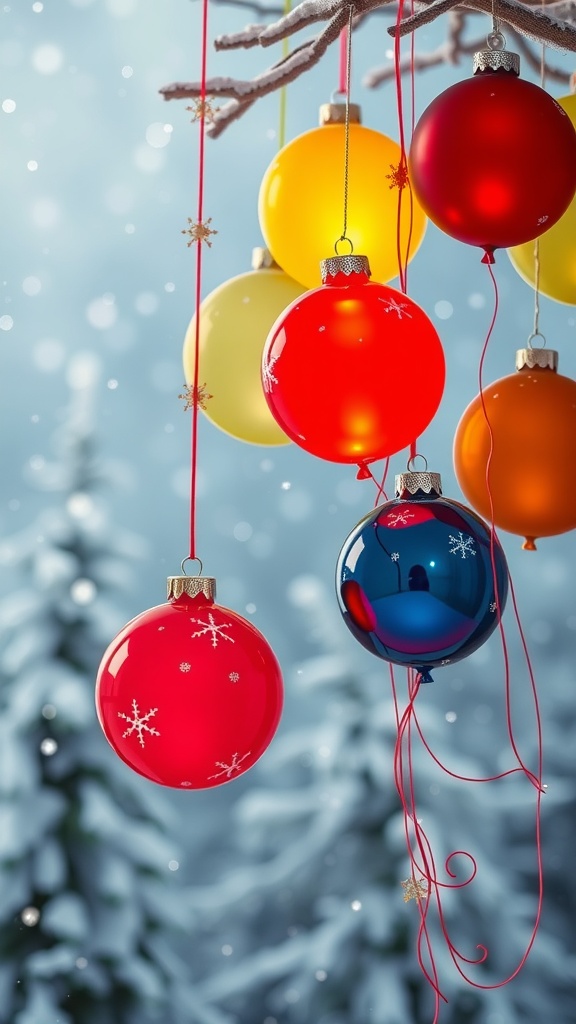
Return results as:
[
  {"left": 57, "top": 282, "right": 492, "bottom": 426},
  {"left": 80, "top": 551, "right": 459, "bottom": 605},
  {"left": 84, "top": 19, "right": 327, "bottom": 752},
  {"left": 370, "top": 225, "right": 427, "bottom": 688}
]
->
[
  {"left": 183, "top": 248, "right": 301, "bottom": 446},
  {"left": 508, "top": 95, "right": 576, "bottom": 305},
  {"left": 409, "top": 44, "right": 576, "bottom": 259},
  {"left": 336, "top": 471, "right": 508, "bottom": 681},
  {"left": 453, "top": 347, "right": 576, "bottom": 549},
  {"left": 262, "top": 254, "right": 445, "bottom": 469},
  {"left": 258, "top": 103, "right": 426, "bottom": 289},
  {"left": 96, "top": 575, "right": 283, "bottom": 788}
]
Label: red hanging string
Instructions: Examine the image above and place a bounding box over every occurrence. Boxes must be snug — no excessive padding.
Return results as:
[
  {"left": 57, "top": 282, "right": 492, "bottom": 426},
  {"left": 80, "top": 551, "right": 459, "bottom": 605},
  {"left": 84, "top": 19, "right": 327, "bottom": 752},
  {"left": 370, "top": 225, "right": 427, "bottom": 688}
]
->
[
  {"left": 188, "top": 0, "right": 210, "bottom": 563},
  {"left": 387, "top": 266, "right": 545, "bottom": 1015},
  {"left": 338, "top": 24, "right": 348, "bottom": 95},
  {"left": 393, "top": 0, "right": 419, "bottom": 467}
]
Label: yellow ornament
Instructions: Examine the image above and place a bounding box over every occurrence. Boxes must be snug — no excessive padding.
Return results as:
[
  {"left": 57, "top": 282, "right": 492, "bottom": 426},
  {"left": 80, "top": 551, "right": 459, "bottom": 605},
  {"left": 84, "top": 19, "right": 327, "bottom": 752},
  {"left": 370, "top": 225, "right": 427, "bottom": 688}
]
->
[
  {"left": 258, "top": 103, "right": 427, "bottom": 290},
  {"left": 508, "top": 95, "right": 576, "bottom": 305},
  {"left": 183, "top": 249, "right": 302, "bottom": 446}
]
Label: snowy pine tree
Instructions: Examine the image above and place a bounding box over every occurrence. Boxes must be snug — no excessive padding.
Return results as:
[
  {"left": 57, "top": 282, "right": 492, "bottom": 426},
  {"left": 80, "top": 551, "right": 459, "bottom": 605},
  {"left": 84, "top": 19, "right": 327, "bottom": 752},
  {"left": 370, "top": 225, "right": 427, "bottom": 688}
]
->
[
  {"left": 181, "top": 575, "right": 569, "bottom": 1024},
  {"left": 0, "top": 355, "right": 202, "bottom": 1024}
]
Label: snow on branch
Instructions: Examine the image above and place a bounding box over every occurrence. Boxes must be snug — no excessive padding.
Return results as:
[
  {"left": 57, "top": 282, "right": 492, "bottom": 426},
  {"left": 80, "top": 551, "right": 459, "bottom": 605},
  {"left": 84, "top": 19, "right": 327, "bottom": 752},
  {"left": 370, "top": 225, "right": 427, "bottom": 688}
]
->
[{"left": 159, "top": 0, "right": 576, "bottom": 136}]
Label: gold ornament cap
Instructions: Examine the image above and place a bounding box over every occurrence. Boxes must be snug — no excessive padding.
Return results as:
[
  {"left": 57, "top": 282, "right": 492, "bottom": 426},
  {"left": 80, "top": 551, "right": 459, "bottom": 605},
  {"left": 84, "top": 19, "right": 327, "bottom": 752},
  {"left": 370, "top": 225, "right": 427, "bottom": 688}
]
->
[
  {"left": 167, "top": 576, "right": 216, "bottom": 601},
  {"left": 319, "top": 102, "right": 362, "bottom": 126},
  {"left": 321, "top": 254, "right": 371, "bottom": 282},
  {"left": 516, "top": 347, "right": 558, "bottom": 371},
  {"left": 395, "top": 472, "right": 443, "bottom": 498},
  {"left": 251, "top": 246, "right": 280, "bottom": 271}
]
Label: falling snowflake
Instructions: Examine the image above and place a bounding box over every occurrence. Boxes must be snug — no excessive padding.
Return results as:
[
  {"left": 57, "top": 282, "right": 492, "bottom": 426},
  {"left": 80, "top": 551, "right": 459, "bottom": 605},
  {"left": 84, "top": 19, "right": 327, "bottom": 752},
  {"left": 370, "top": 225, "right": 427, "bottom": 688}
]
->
[
  {"left": 448, "top": 532, "right": 477, "bottom": 559},
  {"left": 378, "top": 297, "right": 413, "bottom": 320},
  {"left": 490, "top": 601, "right": 497, "bottom": 613},
  {"left": 441, "top": 659, "right": 451, "bottom": 665},
  {"left": 182, "top": 217, "right": 217, "bottom": 248},
  {"left": 179, "top": 662, "right": 191, "bottom": 673},
  {"left": 401, "top": 877, "right": 428, "bottom": 903},
  {"left": 190, "top": 612, "right": 235, "bottom": 648},
  {"left": 208, "top": 751, "right": 251, "bottom": 780},
  {"left": 179, "top": 383, "right": 213, "bottom": 410},
  {"left": 390, "top": 552, "right": 400, "bottom": 561},
  {"left": 118, "top": 699, "right": 160, "bottom": 748},
  {"left": 229, "top": 671, "right": 240, "bottom": 683},
  {"left": 385, "top": 161, "right": 409, "bottom": 191},
  {"left": 262, "top": 355, "right": 279, "bottom": 392},
  {"left": 386, "top": 509, "right": 415, "bottom": 527}
]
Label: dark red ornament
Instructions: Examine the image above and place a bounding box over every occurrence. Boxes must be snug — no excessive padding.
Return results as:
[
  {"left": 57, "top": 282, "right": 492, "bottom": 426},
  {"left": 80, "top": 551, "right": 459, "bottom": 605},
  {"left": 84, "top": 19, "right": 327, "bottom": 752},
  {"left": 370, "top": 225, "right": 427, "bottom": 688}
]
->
[
  {"left": 262, "top": 254, "right": 445, "bottom": 469},
  {"left": 95, "top": 576, "right": 283, "bottom": 789},
  {"left": 408, "top": 46, "right": 576, "bottom": 258}
]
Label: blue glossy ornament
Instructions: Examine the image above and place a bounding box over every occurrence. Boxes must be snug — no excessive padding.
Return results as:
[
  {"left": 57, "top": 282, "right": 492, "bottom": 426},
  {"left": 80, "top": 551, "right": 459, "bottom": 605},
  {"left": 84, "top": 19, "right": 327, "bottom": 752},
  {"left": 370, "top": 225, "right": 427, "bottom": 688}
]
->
[{"left": 336, "top": 471, "right": 508, "bottom": 681}]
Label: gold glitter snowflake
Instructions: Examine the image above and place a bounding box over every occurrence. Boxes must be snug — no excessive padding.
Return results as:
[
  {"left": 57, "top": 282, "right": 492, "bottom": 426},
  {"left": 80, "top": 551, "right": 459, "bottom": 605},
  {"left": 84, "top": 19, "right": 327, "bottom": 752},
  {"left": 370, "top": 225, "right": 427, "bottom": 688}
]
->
[
  {"left": 186, "top": 98, "right": 220, "bottom": 123},
  {"left": 386, "top": 162, "right": 410, "bottom": 191},
  {"left": 401, "top": 877, "right": 429, "bottom": 903},
  {"left": 182, "top": 217, "right": 217, "bottom": 248},
  {"left": 179, "top": 384, "right": 213, "bottom": 411}
]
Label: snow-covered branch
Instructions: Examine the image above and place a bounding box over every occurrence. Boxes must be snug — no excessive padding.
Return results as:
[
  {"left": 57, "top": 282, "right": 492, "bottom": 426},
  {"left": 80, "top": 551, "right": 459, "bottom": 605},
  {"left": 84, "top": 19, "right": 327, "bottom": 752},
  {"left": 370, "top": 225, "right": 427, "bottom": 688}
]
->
[{"left": 159, "top": 0, "right": 576, "bottom": 136}]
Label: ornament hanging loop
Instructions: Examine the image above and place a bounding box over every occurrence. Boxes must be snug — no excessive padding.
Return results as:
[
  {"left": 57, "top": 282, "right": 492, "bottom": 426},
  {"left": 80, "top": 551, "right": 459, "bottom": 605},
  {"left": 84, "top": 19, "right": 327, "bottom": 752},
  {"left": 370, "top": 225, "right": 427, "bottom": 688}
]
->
[
  {"left": 181, "top": 555, "right": 204, "bottom": 576},
  {"left": 487, "top": 27, "right": 506, "bottom": 50},
  {"left": 407, "top": 453, "right": 428, "bottom": 473},
  {"left": 526, "top": 330, "right": 547, "bottom": 350},
  {"left": 334, "top": 235, "right": 354, "bottom": 256}
]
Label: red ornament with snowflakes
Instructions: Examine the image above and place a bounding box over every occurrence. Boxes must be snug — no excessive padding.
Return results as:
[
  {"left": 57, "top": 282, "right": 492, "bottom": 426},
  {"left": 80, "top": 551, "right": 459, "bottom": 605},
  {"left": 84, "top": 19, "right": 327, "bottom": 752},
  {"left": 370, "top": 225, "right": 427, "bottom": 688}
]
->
[
  {"left": 95, "top": 576, "right": 283, "bottom": 789},
  {"left": 261, "top": 254, "right": 445, "bottom": 471}
]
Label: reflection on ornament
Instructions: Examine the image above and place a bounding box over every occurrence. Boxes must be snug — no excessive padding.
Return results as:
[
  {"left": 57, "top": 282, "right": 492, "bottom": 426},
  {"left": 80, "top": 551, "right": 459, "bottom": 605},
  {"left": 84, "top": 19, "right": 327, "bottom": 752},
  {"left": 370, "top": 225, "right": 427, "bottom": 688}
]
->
[
  {"left": 453, "top": 347, "right": 576, "bottom": 549},
  {"left": 336, "top": 471, "right": 508, "bottom": 681},
  {"left": 409, "top": 47, "right": 576, "bottom": 259},
  {"left": 258, "top": 104, "right": 426, "bottom": 289},
  {"left": 262, "top": 254, "right": 445, "bottom": 468},
  {"left": 183, "top": 248, "right": 301, "bottom": 446},
  {"left": 96, "top": 576, "right": 283, "bottom": 788},
  {"left": 508, "top": 95, "right": 576, "bottom": 305}
]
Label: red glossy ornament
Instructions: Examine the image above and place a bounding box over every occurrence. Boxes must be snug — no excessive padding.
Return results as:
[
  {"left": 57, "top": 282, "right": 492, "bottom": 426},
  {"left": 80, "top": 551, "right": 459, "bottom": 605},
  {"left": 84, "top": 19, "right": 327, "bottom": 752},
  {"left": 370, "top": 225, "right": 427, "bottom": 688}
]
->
[
  {"left": 262, "top": 255, "right": 445, "bottom": 468},
  {"left": 409, "top": 47, "right": 576, "bottom": 258},
  {"left": 95, "top": 576, "right": 283, "bottom": 789}
]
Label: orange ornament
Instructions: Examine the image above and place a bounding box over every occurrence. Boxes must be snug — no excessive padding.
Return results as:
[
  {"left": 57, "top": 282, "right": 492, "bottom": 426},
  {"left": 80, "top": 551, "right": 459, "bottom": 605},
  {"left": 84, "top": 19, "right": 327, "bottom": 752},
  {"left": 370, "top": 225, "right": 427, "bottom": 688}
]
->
[{"left": 453, "top": 348, "right": 576, "bottom": 549}]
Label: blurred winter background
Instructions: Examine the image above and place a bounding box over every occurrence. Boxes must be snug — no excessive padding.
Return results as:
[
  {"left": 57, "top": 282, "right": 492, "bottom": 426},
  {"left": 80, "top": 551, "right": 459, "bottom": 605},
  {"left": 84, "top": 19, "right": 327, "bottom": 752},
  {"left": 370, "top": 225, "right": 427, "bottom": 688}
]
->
[{"left": 1, "top": 0, "right": 576, "bottom": 1021}]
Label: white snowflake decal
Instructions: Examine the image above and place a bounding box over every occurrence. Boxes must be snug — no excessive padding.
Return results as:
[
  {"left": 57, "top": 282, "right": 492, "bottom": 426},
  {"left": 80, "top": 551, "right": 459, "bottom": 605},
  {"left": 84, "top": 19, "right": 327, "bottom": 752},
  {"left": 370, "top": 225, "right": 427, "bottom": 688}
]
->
[
  {"left": 386, "top": 509, "right": 415, "bottom": 527},
  {"left": 208, "top": 751, "right": 251, "bottom": 781},
  {"left": 179, "top": 662, "right": 191, "bottom": 673},
  {"left": 118, "top": 699, "right": 160, "bottom": 748},
  {"left": 390, "top": 552, "right": 400, "bottom": 561},
  {"left": 441, "top": 659, "right": 451, "bottom": 665},
  {"left": 180, "top": 781, "right": 193, "bottom": 788},
  {"left": 229, "top": 671, "right": 240, "bottom": 683},
  {"left": 378, "top": 297, "right": 413, "bottom": 320},
  {"left": 262, "top": 354, "right": 279, "bottom": 392},
  {"left": 190, "top": 612, "right": 235, "bottom": 649},
  {"left": 448, "top": 532, "right": 477, "bottom": 559},
  {"left": 490, "top": 601, "right": 497, "bottom": 613}
]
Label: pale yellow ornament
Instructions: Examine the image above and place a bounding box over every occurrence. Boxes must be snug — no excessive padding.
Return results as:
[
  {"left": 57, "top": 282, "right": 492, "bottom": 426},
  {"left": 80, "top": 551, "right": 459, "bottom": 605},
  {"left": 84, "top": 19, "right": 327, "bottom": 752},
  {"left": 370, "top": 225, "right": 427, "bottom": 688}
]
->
[
  {"left": 183, "top": 249, "right": 302, "bottom": 446},
  {"left": 508, "top": 95, "right": 576, "bottom": 306}
]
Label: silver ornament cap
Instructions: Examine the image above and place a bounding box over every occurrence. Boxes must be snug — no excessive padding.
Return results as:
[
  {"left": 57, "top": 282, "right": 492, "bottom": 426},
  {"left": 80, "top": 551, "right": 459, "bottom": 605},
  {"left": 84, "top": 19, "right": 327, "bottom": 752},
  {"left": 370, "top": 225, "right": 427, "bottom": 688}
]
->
[
  {"left": 167, "top": 576, "right": 216, "bottom": 601},
  {"left": 473, "top": 29, "right": 519, "bottom": 75},
  {"left": 395, "top": 472, "right": 443, "bottom": 498},
  {"left": 516, "top": 347, "right": 558, "bottom": 371},
  {"left": 320, "top": 254, "right": 371, "bottom": 283}
]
